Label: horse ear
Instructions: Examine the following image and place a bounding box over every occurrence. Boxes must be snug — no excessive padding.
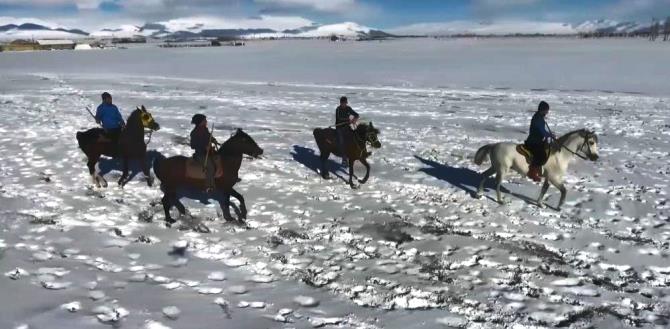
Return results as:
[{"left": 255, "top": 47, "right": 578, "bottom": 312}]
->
[{"left": 141, "top": 105, "right": 146, "bottom": 111}]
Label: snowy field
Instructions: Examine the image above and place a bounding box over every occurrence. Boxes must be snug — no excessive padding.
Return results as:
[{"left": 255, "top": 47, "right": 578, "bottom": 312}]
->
[{"left": 0, "top": 39, "right": 669, "bottom": 328}]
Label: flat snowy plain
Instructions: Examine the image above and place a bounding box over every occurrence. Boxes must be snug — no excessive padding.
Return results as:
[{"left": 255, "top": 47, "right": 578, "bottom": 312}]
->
[{"left": 0, "top": 38, "right": 669, "bottom": 328}]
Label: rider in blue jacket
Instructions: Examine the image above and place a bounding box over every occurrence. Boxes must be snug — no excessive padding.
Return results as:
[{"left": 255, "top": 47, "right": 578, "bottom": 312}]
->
[
  {"left": 525, "top": 101, "right": 555, "bottom": 181},
  {"left": 95, "top": 92, "right": 124, "bottom": 143}
]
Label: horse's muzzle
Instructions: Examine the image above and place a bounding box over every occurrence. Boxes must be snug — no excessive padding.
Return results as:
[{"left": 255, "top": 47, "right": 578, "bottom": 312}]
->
[
  {"left": 253, "top": 148, "right": 264, "bottom": 158},
  {"left": 589, "top": 154, "right": 599, "bottom": 161},
  {"left": 372, "top": 142, "right": 382, "bottom": 149},
  {"left": 151, "top": 123, "right": 161, "bottom": 131}
]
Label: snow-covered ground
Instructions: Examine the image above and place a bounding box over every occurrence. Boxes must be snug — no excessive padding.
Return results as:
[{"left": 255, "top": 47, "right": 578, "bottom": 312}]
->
[{"left": 0, "top": 39, "right": 669, "bottom": 328}]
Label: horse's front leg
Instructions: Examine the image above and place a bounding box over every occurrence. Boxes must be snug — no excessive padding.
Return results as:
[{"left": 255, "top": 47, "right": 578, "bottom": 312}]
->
[
  {"left": 142, "top": 155, "right": 153, "bottom": 187},
  {"left": 218, "top": 190, "right": 234, "bottom": 221},
  {"left": 229, "top": 188, "right": 247, "bottom": 220},
  {"left": 118, "top": 156, "right": 129, "bottom": 187},
  {"left": 495, "top": 170, "right": 505, "bottom": 204},
  {"left": 161, "top": 192, "right": 176, "bottom": 226},
  {"left": 348, "top": 159, "right": 357, "bottom": 189},
  {"left": 537, "top": 179, "right": 550, "bottom": 208},
  {"left": 358, "top": 158, "right": 370, "bottom": 184},
  {"left": 557, "top": 183, "right": 567, "bottom": 210}
]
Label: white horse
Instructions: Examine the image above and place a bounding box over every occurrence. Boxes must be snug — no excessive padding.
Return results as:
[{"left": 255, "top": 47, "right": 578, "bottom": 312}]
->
[{"left": 473, "top": 129, "right": 599, "bottom": 209}]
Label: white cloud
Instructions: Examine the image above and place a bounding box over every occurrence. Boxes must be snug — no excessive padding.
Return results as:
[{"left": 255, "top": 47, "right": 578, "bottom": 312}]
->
[
  {"left": 0, "top": 0, "right": 102, "bottom": 9},
  {"left": 255, "top": 0, "right": 356, "bottom": 13},
  {"left": 155, "top": 15, "right": 314, "bottom": 32},
  {"left": 388, "top": 20, "right": 576, "bottom": 36}
]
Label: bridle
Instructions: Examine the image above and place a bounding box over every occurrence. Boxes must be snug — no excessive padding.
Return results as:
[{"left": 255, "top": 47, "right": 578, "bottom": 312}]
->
[{"left": 557, "top": 132, "right": 596, "bottom": 161}]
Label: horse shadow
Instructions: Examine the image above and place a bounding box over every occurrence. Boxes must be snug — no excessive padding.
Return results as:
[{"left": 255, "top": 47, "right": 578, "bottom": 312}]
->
[
  {"left": 98, "top": 150, "right": 161, "bottom": 182},
  {"left": 290, "top": 145, "right": 348, "bottom": 183},
  {"left": 414, "top": 155, "right": 518, "bottom": 203}
]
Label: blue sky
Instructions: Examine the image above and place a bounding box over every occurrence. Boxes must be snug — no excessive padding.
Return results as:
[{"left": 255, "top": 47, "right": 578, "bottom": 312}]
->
[{"left": 1, "top": 0, "right": 669, "bottom": 29}]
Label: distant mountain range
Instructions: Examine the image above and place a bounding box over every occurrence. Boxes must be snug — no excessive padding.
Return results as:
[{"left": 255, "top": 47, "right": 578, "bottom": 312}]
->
[{"left": 0, "top": 18, "right": 660, "bottom": 42}]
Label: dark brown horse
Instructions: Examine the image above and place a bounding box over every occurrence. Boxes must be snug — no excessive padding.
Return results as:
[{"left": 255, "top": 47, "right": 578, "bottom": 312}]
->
[
  {"left": 153, "top": 129, "right": 263, "bottom": 226},
  {"left": 76, "top": 106, "right": 160, "bottom": 188},
  {"left": 313, "top": 122, "right": 381, "bottom": 189}
]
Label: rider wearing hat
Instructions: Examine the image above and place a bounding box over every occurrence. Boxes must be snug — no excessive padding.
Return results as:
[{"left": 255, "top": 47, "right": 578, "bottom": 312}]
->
[
  {"left": 190, "top": 114, "right": 218, "bottom": 192},
  {"left": 335, "top": 96, "right": 359, "bottom": 165},
  {"left": 95, "top": 92, "right": 125, "bottom": 144},
  {"left": 525, "top": 101, "right": 556, "bottom": 182}
]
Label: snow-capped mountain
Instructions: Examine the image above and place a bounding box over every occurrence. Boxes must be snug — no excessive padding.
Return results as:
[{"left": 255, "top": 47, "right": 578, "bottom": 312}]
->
[{"left": 0, "top": 17, "right": 88, "bottom": 41}]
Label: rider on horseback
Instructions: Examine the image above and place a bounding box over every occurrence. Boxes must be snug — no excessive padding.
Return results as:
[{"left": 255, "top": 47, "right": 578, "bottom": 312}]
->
[
  {"left": 95, "top": 92, "right": 125, "bottom": 144},
  {"left": 525, "top": 101, "right": 556, "bottom": 182},
  {"left": 190, "top": 114, "right": 218, "bottom": 192},
  {"left": 335, "top": 96, "right": 359, "bottom": 164}
]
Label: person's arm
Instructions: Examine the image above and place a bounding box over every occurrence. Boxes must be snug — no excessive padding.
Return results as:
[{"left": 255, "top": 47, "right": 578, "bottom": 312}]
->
[
  {"left": 348, "top": 106, "right": 359, "bottom": 119},
  {"left": 95, "top": 105, "right": 102, "bottom": 124},
  {"left": 536, "top": 118, "right": 552, "bottom": 140}
]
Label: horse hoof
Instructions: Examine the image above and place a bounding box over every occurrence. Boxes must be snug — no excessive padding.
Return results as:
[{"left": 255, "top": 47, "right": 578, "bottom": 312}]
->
[
  {"left": 475, "top": 193, "right": 483, "bottom": 199},
  {"left": 350, "top": 185, "right": 359, "bottom": 190},
  {"left": 537, "top": 203, "right": 545, "bottom": 209}
]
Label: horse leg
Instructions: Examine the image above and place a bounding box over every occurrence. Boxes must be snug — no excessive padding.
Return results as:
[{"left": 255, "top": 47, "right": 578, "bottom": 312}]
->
[
  {"left": 556, "top": 183, "right": 567, "bottom": 210},
  {"left": 118, "top": 156, "right": 129, "bottom": 187},
  {"left": 320, "top": 151, "right": 331, "bottom": 179},
  {"left": 476, "top": 167, "right": 495, "bottom": 198},
  {"left": 358, "top": 158, "right": 370, "bottom": 184},
  {"left": 537, "top": 179, "right": 550, "bottom": 208},
  {"left": 86, "top": 154, "right": 103, "bottom": 188},
  {"left": 348, "top": 159, "right": 357, "bottom": 189},
  {"left": 495, "top": 169, "right": 506, "bottom": 204},
  {"left": 218, "top": 191, "right": 234, "bottom": 221},
  {"left": 229, "top": 188, "right": 247, "bottom": 220},
  {"left": 161, "top": 192, "right": 176, "bottom": 226},
  {"left": 142, "top": 155, "right": 153, "bottom": 187}
]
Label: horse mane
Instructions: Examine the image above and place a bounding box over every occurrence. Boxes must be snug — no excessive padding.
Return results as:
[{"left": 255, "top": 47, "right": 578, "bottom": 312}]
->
[{"left": 557, "top": 129, "right": 593, "bottom": 145}]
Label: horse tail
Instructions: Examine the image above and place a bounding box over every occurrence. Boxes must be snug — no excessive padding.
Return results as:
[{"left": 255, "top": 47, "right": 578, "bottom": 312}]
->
[{"left": 474, "top": 144, "right": 494, "bottom": 166}]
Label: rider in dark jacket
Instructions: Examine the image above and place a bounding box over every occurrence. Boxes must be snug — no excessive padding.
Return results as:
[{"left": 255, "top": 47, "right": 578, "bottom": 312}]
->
[
  {"left": 335, "top": 96, "right": 359, "bottom": 164},
  {"left": 525, "top": 101, "right": 555, "bottom": 182},
  {"left": 190, "top": 114, "right": 218, "bottom": 192}
]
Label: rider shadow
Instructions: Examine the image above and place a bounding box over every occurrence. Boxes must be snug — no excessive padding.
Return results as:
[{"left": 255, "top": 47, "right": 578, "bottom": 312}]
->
[
  {"left": 290, "top": 145, "right": 348, "bottom": 183},
  {"left": 414, "top": 155, "right": 513, "bottom": 203},
  {"left": 98, "top": 150, "right": 161, "bottom": 182}
]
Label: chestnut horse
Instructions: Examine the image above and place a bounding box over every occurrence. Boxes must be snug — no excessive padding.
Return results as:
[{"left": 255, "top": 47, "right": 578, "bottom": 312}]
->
[
  {"left": 313, "top": 122, "right": 381, "bottom": 189},
  {"left": 76, "top": 106, "right": 160, "bottom": 188},
  {"left": 153, "top": 129, "right": 263, "bottom": 226}
]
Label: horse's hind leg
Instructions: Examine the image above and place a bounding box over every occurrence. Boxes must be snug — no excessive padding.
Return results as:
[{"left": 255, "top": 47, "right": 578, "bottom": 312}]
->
[
  {"left": 320, "top": 151, "right": 331, "bottom": 179},
  {"left": 87, "top": 154, "right": 107, "bottom": 188},
  {"left": 476, "top": 167, "right": 495, "bottom": 198},
  {"left": 348, "top": 159, "right": 357, "bottom": 189},
  {"left": 358, "top": 158, "right": 370, "bottom": 184},
  {"left": 229, "top": 188, "right": 247, "bottom": 220},
  {"left": 161, "top": 191, "right": 176, "bottom": 226},
  {"left": 536, "top": 179, "right": 550, "bottom": 208},
  {"left": 495, "top": 169, "right": 506, "bottom": 204},
  {"left": 218, "top": 191, "right": 234, "bottom": 221}
]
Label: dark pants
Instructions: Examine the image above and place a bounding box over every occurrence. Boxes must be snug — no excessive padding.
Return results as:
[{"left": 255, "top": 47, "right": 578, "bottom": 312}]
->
[
  {"left": 105, "top": 128, "right": 122, "bottom": 144},
  {"left": 336, "top": 126, "right": 350, "bottom": 161},
  {"left": 194, "top": 154, "right": 216, "bottom": 188},
  {"left": 525, "top": 141, "right": 549, "bottom": 166}
]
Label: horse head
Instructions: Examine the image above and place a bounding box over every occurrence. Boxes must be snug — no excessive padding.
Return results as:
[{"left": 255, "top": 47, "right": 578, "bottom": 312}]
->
[
  {"left": 135, "top": 105, "right": 160, "bottom": 131},
  {"left": 360, "top": 122, "right": 381, "bottom": 149},
  {"left": 220, "top": 129, "right": 263, "bottom": 158},
  {"left": 581, "top": 129, "right": 599, "bottom": 161}
]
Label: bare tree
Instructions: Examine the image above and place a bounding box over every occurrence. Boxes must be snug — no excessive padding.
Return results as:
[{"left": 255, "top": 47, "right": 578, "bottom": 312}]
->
[{"left": 664, "top": 16, "right": 670, "bottom": 41}]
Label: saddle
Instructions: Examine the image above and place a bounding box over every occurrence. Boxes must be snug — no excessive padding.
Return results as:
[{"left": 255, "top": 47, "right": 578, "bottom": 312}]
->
[
  {"left": 516, "top": 144, "right": 549, "bottom": 164},
  {"left": 185, "top": 155, "right": 224, "bottom": 180}
]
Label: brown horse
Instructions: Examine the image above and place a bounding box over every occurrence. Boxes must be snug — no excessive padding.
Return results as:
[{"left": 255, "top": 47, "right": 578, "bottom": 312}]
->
[
  {"left": 76, "top": 105, "right": 160, "bottom": 188},
  {"left": 313, "top": 122, "right": 381, "bottom": 189},
  {"left": 153, "top": 129, "right": 263, "bottom": 226}
]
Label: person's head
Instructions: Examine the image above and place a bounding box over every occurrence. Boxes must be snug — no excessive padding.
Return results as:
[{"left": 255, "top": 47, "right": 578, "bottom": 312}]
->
[
  {"left": 191, "top": 114, "right": 207, "bottom": 127},
  {"left": 538, "top": 101, "right": 550, "bottom": 117},
  {"left": 101, "top": 92, "right": 112, "bottom": 104},
  {"left": 340, "top": 96, "right": 348, "bottom": 106}
]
